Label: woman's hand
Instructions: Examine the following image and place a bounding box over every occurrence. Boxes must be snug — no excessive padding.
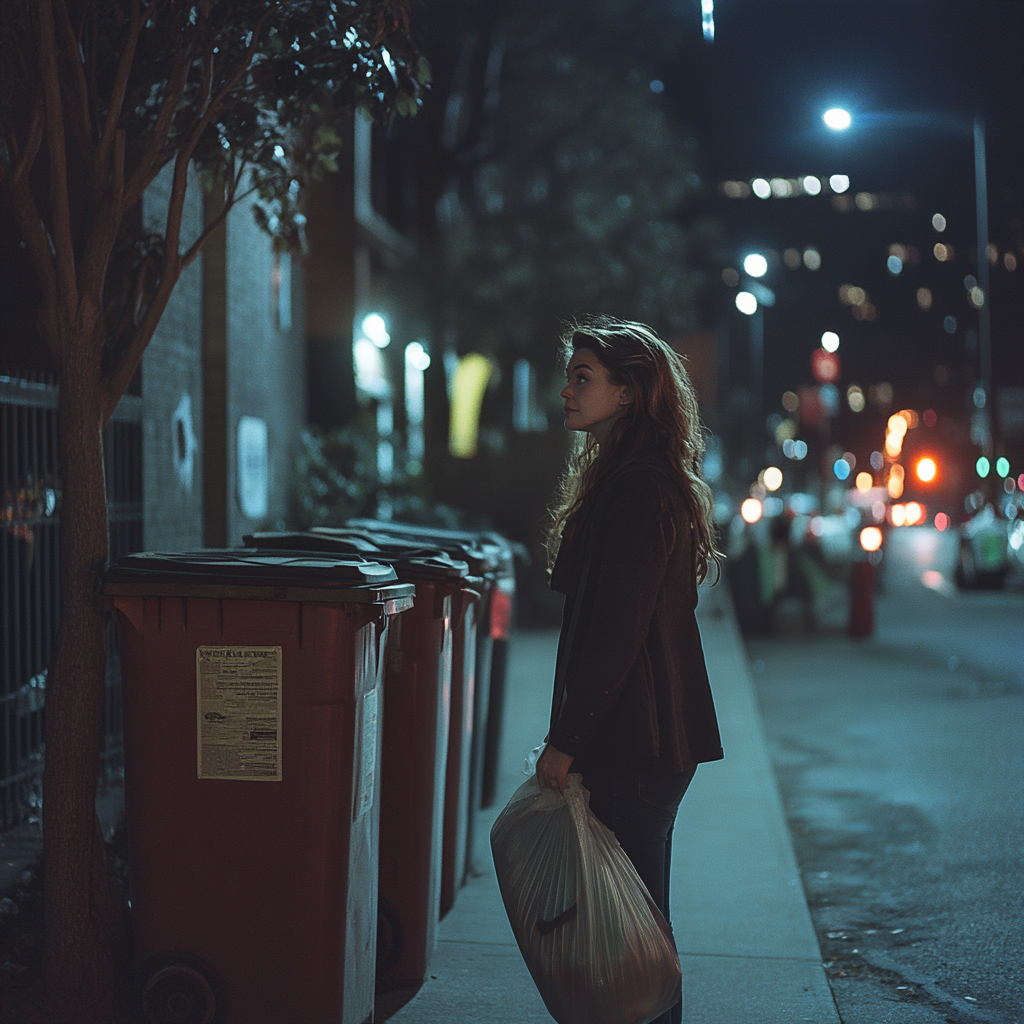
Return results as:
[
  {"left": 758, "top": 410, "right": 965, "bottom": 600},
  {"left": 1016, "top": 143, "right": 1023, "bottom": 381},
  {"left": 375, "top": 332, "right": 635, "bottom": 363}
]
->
[{"left": 535, "top": 744, "right": 574, "bottom": 793}]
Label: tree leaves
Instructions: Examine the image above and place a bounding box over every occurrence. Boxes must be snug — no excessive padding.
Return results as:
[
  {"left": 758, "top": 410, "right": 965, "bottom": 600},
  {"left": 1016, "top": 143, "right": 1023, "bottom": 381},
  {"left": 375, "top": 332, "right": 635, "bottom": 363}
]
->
[{"left": 416, "top": 0, "right": 719, "bottom": 366}]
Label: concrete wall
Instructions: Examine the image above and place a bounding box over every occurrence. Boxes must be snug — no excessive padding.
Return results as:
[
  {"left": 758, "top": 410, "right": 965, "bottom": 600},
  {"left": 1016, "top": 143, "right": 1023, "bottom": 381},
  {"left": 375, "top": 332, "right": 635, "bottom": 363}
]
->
[{"left": 141, "top": 164, "right": 205, "bottom": 552}]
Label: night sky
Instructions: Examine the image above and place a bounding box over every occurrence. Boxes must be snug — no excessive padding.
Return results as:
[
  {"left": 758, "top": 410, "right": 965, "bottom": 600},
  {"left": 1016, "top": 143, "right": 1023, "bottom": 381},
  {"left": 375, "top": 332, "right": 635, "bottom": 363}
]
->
[{"left": 659, "top": 0, "right": 1023, "bottom": 411}]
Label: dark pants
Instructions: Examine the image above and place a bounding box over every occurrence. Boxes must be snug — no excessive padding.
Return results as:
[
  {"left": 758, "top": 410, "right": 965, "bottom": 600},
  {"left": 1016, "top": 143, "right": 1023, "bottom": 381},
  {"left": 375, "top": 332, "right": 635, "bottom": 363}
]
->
[{"left": 573, "top": 757, "right": 697, "bottom": 1024}]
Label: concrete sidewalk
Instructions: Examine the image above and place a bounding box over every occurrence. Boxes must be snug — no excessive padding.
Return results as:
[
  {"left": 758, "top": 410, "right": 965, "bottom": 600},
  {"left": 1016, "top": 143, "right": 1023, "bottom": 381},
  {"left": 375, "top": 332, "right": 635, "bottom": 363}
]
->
[{"left": 378, "top": 585, "right": 840, "bottom": 1023}]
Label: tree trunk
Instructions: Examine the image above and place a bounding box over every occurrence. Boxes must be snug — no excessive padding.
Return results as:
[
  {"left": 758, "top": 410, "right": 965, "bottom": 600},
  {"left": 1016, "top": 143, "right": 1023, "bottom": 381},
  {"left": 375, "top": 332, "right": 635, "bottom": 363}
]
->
[{"left": 36, "top": 327, "right": 126, "bottom": 1020}]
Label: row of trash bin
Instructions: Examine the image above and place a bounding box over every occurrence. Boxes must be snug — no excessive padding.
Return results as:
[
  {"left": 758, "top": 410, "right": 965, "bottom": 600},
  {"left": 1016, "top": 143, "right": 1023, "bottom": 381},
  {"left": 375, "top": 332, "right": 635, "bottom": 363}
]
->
[{"left": 102, "top": 520, "right": 518, "bottom": 1024}]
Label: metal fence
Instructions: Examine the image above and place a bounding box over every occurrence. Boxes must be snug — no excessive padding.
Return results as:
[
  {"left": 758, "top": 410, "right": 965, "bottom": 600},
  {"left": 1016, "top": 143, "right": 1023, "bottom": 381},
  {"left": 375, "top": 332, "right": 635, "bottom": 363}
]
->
[{"left": 1, "top": 374, "right": 142, "bottom": 832}]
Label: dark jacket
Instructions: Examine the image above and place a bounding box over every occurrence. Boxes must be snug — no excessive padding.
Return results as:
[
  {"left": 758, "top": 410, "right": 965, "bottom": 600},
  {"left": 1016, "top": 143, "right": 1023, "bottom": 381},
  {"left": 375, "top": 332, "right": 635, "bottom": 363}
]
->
[{"left": 548, "top": 460, "right": 724, "bottom": 772}]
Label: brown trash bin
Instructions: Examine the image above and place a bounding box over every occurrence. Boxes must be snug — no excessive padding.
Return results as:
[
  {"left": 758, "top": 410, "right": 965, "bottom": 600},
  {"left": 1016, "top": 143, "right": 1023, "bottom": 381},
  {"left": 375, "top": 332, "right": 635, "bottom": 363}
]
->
[
  {"left": 344, "top": 522, "right": 502, "bottom": 908},
  {"left": 244, "top": 531, "right": 480, "bottom": 988},
  {"left": 105, "top": 551, "right": 413, "bottom": 1024}
]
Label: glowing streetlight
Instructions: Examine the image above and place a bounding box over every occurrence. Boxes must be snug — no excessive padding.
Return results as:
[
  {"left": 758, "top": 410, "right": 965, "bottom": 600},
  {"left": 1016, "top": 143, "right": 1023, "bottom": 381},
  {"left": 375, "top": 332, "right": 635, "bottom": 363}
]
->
[
  {"left": 361, "top": 312, "right": 390, "bottom": 348},
  {"left": 736, "top": 291, "right": 758, "bottom": 315},
  {"left": 823, "top": 108, "right": 852, "bottom": 131},
  {"left": 743, "top": 253, "right": 768, "bottom": 278}
]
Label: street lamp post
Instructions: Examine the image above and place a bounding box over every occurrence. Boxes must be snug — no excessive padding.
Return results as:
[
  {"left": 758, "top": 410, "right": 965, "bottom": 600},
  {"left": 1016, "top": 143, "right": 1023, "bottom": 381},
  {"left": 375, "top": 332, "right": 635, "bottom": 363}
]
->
[
  {"left": 823, "top": 107, "right": 994, "bottom": 458},
  {"left": 973, "top": 113, "right": 992, "bottom": 449}
]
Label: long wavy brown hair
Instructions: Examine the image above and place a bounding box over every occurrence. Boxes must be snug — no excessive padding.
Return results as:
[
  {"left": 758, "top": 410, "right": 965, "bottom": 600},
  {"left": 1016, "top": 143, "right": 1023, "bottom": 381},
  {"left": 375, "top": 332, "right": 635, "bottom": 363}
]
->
[{"left": 546, "top": 314, "right": 721, "bottom": 584}]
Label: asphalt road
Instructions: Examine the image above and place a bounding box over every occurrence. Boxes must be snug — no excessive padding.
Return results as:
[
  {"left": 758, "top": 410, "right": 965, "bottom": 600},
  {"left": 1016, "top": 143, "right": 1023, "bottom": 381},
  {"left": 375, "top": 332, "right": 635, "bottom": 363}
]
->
[{"left": 747, "top": 527, "right": 1024, "bottom": 1024}]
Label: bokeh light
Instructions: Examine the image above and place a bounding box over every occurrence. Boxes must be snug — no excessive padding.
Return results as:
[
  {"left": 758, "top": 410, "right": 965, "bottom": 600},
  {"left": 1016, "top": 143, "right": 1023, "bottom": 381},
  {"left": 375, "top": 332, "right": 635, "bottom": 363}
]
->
[
  {"left": 916, "top": 457, "right": 937, "bottom": 483},
  {"left": 823, "top": 108, "right": 852, "bottom": 130},
  {"left": 736, "top": 291, "right": 758, "bottom": 315},
  {"left": 905, "top": 502, "right": 925, "bottom": 526},
  {"left": 763, "top": 466, "right": 783, "bottom": 491},
  {"left": 821, "top": 331, "right": 840, "bottom": 352},
  {"left": 743, "top": 253, "right": 768, "bottom": 277},
  {"left": 860, "top": 527, "right": 883, "bottom": 552},
  {"left": 740, "top": 498, "right": 764, "bottom": 524},
  {"left": 934, "top": 512, "right": 950, "bottom": 532},
  {"left": 803, "top": 248, "right": 822, "bottom": 270},
  {"left": 855, "top": 472, "right": 873, "bottom": 492},
  {"left": 361, "top": 312, "right": 390, "bottom": 348}
]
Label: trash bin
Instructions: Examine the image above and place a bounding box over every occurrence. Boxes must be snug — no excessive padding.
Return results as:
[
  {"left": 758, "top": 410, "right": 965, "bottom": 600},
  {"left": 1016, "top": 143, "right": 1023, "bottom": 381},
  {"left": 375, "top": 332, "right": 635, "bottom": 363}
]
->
[
  {"left": 475, "top": 532, "right": 519, "bottom": 810},
  {"left": 344, "top": 521, "right": 501, "bottom": 909},
  {"left": 104, "top": 550, "right": 414, "bottom": 1024},
  {"left": 244, "top": 530, "right": 479, "bottom": 989}
]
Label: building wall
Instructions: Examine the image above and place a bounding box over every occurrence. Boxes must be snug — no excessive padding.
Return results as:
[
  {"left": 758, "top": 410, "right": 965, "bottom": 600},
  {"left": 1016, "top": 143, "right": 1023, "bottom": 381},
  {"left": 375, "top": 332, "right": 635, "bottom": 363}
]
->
[
  {"left": 225, "top": 192, "right": 306, "bottom": 544},
  {"left": 141, "top": 167, "right": 306, "bottom": 551},
  {"left": 141, "top": 164, "right": 205, "bottom": 552}
]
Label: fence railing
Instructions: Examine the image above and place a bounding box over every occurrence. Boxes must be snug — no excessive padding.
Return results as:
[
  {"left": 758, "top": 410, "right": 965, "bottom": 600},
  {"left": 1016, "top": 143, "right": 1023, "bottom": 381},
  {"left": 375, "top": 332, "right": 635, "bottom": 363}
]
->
[{"left": 1, "top": 374, "right": 142, "bottom": 832}]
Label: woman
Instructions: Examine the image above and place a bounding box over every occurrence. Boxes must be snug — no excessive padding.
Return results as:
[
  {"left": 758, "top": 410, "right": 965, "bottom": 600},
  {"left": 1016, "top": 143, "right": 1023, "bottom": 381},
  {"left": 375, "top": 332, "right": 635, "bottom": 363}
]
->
[{"left": 536, "top": 314, "right": 723, "bottom": 1024}]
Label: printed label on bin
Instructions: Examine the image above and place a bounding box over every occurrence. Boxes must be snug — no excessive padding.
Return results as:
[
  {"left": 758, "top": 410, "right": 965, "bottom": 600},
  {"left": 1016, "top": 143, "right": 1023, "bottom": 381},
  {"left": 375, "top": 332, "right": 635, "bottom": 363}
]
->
[
  {"left": 354, "top": 686, "right": 379, "bottom": 820},
  {"left": 196, "top": 646, "right": 282, "bottom": 781}
]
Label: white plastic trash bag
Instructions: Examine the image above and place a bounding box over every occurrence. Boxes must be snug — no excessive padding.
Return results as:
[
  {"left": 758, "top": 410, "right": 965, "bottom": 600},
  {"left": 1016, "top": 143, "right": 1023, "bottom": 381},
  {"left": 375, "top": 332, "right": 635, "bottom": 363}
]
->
[{"left": 490, "top": 773, "right": 682, "bottom": 1024}]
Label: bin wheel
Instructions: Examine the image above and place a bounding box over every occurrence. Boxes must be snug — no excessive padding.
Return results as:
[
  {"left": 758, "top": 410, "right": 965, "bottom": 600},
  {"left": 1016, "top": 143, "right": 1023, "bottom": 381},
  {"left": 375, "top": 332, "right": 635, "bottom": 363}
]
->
[
  {"left": 376, "top": 897, "right": 404, "bottom": 975},
  {"left": 137, "top": 952, "right": 227, "bottom": 1024}
]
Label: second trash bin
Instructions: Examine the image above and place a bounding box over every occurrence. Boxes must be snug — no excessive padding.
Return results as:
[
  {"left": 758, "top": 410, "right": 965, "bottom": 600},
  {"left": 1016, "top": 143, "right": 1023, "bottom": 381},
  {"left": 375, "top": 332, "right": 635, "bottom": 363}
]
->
[
  {"left": 105, "top": 550, "right": 414, "bottom": 1024},
  {"left": 344, "top": 521, "right": 500, "bottom": 911},
  {"left": 245, "top": 530, "right": 480, "bottom": 989}
]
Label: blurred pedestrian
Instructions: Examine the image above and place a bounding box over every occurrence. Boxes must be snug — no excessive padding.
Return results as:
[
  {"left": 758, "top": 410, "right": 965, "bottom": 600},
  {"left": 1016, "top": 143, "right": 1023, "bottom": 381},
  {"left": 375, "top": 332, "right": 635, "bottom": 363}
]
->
[{"left": 536, "top": 314, "right": 724, "bottom": 1024}]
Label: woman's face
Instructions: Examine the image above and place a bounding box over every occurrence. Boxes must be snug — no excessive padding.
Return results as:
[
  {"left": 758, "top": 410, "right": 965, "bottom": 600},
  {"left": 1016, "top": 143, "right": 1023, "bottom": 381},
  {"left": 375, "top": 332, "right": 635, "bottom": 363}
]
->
[{"left": 561, "top": 347, "right": 628, "bottom": 444}]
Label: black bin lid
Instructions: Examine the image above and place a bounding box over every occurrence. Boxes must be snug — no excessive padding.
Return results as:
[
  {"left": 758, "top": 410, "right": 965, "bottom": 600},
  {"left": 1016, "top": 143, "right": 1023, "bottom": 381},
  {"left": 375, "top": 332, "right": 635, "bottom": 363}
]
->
[
  {"left": 243, "top": 532, "right": 471, "bottom": 582},
  {"left": 103, "top": 550, "right": 414, "bottom": 604},
  {"left": 340, "top": 520, "right": 499, "bottom": 576}
]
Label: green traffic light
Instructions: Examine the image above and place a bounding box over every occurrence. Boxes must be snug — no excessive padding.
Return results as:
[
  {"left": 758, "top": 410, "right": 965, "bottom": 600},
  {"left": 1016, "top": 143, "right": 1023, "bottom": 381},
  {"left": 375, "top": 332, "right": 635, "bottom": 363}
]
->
[
  {"left": 996, "top": 457, "right": 1010, "bottom": 478},
  {"left": 976, "top": 456, "right": 990, "bottom": 478}
]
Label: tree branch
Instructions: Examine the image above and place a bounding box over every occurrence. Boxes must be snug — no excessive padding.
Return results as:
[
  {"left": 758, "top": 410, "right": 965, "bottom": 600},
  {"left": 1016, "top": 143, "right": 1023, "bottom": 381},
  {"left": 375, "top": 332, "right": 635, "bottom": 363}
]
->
[
  {"left": 102, "top": 1, "right": 278, "bottom": 420},
  {"left": 10, "top": 95, "right": 46, "bottom": 182},
  {"left": 95, "top": 0, "right": 142, "bottom": 176},
  {"left": 123, "top": 37, "right": 191, "bottom": 208},
  {"left": 180, "top": 4, "right": 278, "bottom": 160},
  {"left": 179, "top": 180, "right": 257, "bottom": 273},
  {"left": 54, "top": 0, "right": 94, "bottom": 165},
  {"left": 36, "top": 0, "right": 78, "bottom": 325},
  {"left": 99, "top": 247, "right": 176, "bottom": 424},
  {"left": 77, "top": 128, "right": 126, "bottom": 304}
]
